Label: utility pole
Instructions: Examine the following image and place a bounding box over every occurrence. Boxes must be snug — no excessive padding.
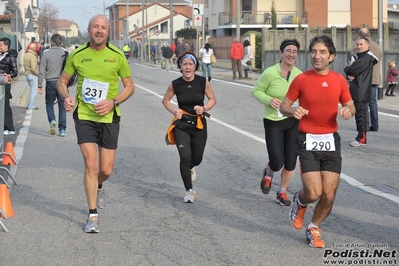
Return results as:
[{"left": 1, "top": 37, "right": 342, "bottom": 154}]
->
[
  {"left": 170, "top": 0, "right": 173, "bottom": 45},
  {"left": 236, "top": 0, "right": 241, "bottom": 39},
  {"left": 377, "top": 0, "right": 383, "bottom": 100},
  {"left": 141, "top": 0, "right": 145, "bottom": 62},
  {"left": 126, "top": 0, "right": 129, "bottom": 46}
]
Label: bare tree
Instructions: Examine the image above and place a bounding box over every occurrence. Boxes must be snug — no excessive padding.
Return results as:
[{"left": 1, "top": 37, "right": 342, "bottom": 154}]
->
[{"left": 38, "top": 1, "right": 59, "bottom": 43}]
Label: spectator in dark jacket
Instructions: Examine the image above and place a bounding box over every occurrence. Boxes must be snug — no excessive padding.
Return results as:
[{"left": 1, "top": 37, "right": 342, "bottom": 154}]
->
[
  {"left": 230, "top": 38, "right": 244, "bottom": 80},
  {"left": 175, "top": 41, "right": 184, "bottom": 58},
  {"left": 0, "top": 37, "right": 19, "bottom": 135},
  {"left": 344, "top": 37, "right": 378, "bottom": 147},
  {"left": 162, "top": 43, "right": 174, "bottom": 71}
]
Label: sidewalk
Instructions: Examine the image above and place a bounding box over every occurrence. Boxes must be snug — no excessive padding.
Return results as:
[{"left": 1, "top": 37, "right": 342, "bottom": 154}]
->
[{"left": 10, "top": 75, "right": 30, "bottom": 108}]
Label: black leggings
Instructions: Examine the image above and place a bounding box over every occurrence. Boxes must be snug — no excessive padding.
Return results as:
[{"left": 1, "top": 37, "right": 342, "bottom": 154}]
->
[
  {"left": 4, "top": 83, "right": 15, "bottom": 131},
  {"left": 263, "top": 117, "right": 299, "bottom": 172},
  {"left": 386, "top": 84, "right": 396, "bottom": 95},
  {"left": 174, "top": 119, "right": 207, "bottom": 190}
]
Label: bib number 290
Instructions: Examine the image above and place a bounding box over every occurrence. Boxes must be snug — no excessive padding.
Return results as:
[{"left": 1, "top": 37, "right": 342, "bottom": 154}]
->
[{"left": 305, "top": 133, "right": 335, "bottom": 151}]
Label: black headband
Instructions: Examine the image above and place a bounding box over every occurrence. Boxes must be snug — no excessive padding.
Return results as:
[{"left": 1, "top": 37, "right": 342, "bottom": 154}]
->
[{"left": 280, "top": 41, "right": 299, "bottom": 51}]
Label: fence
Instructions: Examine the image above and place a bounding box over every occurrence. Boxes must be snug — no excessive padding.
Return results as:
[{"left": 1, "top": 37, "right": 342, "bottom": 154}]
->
[{"left": 184, "top": 24, "right": 397, "bottom": 78}]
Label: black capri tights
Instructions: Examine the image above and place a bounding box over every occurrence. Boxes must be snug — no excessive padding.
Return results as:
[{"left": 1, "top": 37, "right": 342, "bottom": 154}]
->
[
  {"left": 263, "top": 117, "right": 299, "bottom": 172},
  {"left": 173, "top": 120, "right": 208, "bottom": 190}
]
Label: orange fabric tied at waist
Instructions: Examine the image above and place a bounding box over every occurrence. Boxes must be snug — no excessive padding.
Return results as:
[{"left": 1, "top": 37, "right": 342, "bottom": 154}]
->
[{"left": 165, "top": 109, "right": 209, "bottom": 145}]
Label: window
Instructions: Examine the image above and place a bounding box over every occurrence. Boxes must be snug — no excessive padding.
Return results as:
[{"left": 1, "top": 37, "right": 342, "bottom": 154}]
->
[{"left": 242, "top": 0, "right": 252, "bottom": 12}]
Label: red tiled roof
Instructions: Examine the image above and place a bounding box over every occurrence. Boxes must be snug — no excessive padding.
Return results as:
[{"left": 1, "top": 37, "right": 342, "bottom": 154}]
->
[
  {"left": 52, "top": 19, "right": 79, "bottom": 30},
  {"left": 0, "top": 15, "right": 13, "bottom": 21}
]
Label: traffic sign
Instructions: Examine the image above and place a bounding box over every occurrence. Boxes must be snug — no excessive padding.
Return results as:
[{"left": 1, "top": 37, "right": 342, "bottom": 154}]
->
[
  {"left": 194, "top": 15, "right": 202, "bottom": 27},
  {"left": 136, "top": 34, "right": 141, "bottom": 41},
  {"left": 155, "top": 29, "right": 160, "bottom": 35}
]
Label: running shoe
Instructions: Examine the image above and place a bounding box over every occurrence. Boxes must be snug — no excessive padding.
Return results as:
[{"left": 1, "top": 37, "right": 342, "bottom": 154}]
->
[
  {"left": 97, "top": 188, "right": 106, "bottom": 209},
  {"left": 260, "top": 168, "right": 273, "bottom": 194},
  {"left": 191, "top": 167, "right": 197, "bottom": 182},
  {"left": 289, "top": 192, "right": 307, "bottom": 229},
  {"left": 4, "top": 130, "right": 15, "bottom": 136},
  {"left": 50, "top": 120, "right": 57, "bottom": 135},
  {"left": 349, "top": 140, "right": 366, "bottom": 147},
  {"left": 276, "top": 191, "right": 291, "bottom": 206},
  {"left": 183, "top": 189, "right": 196, "bottom": 203},
  {"left": 306, "top": 227, "right": 325, "bottom": 248},
  {"left": 59, "top": 129, "right": 66, "bottom": 137},
  {"left": 84, "top": 214, "right": 99, "bottom": 233}
]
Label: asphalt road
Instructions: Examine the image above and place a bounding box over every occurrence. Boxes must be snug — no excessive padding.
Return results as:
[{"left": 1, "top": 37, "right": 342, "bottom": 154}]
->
[{"left": 1, "top": 61, "right": 398, "bottom": 266}]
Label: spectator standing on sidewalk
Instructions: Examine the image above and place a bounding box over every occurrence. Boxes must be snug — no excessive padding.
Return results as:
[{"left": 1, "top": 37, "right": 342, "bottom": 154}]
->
[
  {"left": 280, "top": 35, "right": 355, "bottom": 248},
  {"left": 0, "top": 37, "right": 19, "bottom": 136},
  {"left": 57, "top": 14, "right": 135, "bottom": 233},
  {"left": 175, "top": 40, "right": 184, "bottom": 59},
  {"left": 162, "top": 43, "right": 174, "bottom": 71},
  {"left": 252, "top": 39, "right": 302, "bottom": 206},
  {"left": 344, "top": 37, "right": 378, "bottom": 147},
  {"left": 24, "top": 43, "right": 40, "bottom": 110},
  {"left": 385, "top": 60, "right": 398, "bottom": 96},
  {"left": 38, "top": 33, "right": 68, "bottom": 137},
  {"left": 359, "top": 28, "right": 382, "bottom": 132},
  {"left": 199, "top": 43, "right": 214, "bottom": 82},
  {"left": 230, "top": 38, "right": 244, "bottom": 80}
]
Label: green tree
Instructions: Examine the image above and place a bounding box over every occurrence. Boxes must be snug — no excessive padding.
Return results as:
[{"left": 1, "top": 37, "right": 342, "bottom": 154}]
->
[
  {"left": 4, "top": 0, "right": 21, "bottom": 15},
  {"left": 271, "top": 0, "right": 277, "bottom": 30},
  {"left": 175, "top": 28, "right": 197, "bottom": 39}
]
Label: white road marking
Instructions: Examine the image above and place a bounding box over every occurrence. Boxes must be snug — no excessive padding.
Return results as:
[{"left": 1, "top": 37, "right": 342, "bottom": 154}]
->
[{"left": 135, "top": 80, "right": 399, "bottom": 204}]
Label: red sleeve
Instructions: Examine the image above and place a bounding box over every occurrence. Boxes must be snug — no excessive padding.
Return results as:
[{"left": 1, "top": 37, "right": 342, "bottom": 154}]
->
[{"left": 286, "top": 75, "right": 301, "bottom": 102}]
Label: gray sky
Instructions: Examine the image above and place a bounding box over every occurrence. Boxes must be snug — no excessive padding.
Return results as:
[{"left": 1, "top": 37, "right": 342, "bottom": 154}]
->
[{"left": 50, "top": 0, "right": 114, "bottom": 32}]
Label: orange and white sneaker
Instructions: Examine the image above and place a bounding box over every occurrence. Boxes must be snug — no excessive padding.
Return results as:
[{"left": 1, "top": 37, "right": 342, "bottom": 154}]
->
[
  {"left": 305, "top": 227, "right": 325, "bottom": 248},
  {"left": 260, "top": 168, "right": 273, "bottom": 194},
  {"left": 289, "top": 192, "right": 307, "bottom": 229}
]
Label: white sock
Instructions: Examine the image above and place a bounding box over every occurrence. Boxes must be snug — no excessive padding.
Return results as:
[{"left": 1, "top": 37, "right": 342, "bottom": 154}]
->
[
  {"left": 308, "top": 223, "right": 318, "bottom": 229},
  {"left": 297, "top": 195, "right": 307, "bottom": 207}
]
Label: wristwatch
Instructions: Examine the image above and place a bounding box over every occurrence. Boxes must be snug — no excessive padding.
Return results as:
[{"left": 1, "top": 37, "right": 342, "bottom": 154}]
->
[{"left": 113, "top": 99, "right": 120, "bottom": 107}]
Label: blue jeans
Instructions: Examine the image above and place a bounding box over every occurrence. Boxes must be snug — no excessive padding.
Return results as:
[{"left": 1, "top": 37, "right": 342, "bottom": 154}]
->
[
  {"left": 26, "top": 74, "right": 38, "bottom": 109},
  {"left": 202, "top": 63, "right": 212, "bottom": 78},
  {"left": 45, "top": 80, "right": 66, "bottom": 131},
  {"left": 366, "top": 85, "right": 379, "bottom": 130}
]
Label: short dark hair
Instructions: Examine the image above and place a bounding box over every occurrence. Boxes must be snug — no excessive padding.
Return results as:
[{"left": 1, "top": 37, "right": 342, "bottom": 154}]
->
[
  {"left": 51, "top": 34, "right": 63, "bottom": 47},
  {"left": 243, "top": 40, "right": 251, "bottom": 47},
  {"left": 0, "top": 37, "right": 11, "bottom": 49},
  {"left": 309, "top": 35, "right": 336, "bottom": 55}
]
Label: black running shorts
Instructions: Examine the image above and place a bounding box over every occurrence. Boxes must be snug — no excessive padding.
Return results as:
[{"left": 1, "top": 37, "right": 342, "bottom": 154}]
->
[
  {"left": 297, "top": 131, "right": 342, "bottom": 174},
  {"left": 74, "top": 119, "right": 120, "bottom": 149}
]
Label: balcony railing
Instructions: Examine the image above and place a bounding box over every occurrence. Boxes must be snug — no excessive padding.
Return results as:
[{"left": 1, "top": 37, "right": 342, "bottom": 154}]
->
[{"left": 218, "top": 11, "right": 307, "bottom": 26}]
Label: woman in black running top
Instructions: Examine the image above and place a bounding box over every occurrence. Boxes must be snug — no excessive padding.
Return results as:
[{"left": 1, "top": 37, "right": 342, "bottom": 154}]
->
[{"left": 162, "top": 51, "right": 217, "bottom": 203}]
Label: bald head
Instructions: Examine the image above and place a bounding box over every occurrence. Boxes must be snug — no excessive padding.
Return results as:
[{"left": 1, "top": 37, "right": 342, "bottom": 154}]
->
[
  {"left": 359, "top": 27, "right": 370, "bottom": 38},
  {"left": 28, "top": 43, "right": 37, "bottom": 52},
  {"left": 88, "top": 14, "right": 110, "bottom": 48},
  {"left": 88, "top": 14, "right": 109, "bottom": 28}
]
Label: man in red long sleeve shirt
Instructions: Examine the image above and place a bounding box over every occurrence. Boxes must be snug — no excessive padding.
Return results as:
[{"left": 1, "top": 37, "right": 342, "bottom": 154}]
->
[{"left": 230, "top": 38, "right": 244, "bottom": 80}]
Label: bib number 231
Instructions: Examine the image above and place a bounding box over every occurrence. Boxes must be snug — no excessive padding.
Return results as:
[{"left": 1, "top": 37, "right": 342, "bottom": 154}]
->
[
  {"left": 82, "top": 77, "right": 109, "bottom": 105},
  {"left": 305, "top": 133, "right": 335, "bottom": 151}
]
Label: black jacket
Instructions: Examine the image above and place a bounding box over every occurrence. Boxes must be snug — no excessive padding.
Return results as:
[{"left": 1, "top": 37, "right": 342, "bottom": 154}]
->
[
  {"left": 162, "top": 46, "right": 173, "bottom": 59},
  {"left": 344, "top": 50, "right": 378, "bottom": 102},
  {"left": 0, "top": 49, "right": 19, "bottom": 78}
]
